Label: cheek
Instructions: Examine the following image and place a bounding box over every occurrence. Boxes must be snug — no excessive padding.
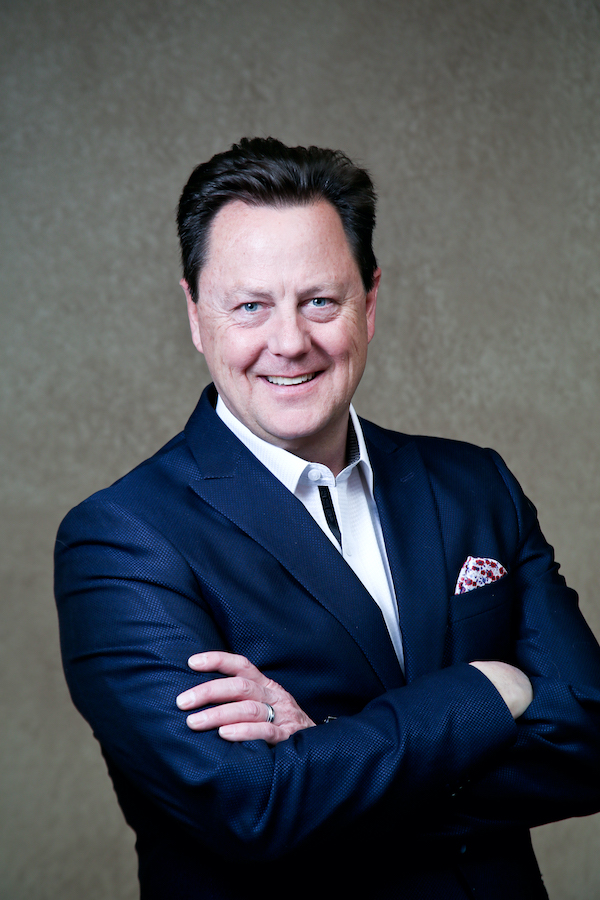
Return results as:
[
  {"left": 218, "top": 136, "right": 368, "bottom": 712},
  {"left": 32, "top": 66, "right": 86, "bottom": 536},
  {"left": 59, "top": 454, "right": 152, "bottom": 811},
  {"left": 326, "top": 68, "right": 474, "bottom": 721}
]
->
[
  {"left": 216, "top": 331, "right": 263, "bottom": 374},
  {"left": 330, "top": 322, "right": 369, "bottom": 363}
]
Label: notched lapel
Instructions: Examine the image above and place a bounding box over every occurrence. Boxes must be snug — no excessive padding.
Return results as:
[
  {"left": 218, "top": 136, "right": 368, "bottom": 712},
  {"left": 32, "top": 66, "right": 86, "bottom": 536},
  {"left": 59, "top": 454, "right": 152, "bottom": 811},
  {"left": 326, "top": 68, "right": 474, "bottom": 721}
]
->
[{"left": 364, "top": 427, "right": 450, "bottom": 682}]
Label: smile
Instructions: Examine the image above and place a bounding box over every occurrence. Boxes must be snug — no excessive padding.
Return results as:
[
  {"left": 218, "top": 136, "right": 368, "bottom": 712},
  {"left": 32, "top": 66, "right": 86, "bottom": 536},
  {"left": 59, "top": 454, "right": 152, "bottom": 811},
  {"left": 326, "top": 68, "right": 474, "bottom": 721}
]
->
[{"left": 266, "top": 374, "right": 317, "bottom": 386}]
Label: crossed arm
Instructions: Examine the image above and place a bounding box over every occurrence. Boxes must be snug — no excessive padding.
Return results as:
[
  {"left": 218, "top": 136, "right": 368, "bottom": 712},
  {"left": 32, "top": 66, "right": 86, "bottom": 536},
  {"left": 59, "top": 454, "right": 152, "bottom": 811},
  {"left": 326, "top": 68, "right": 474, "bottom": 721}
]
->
[
  {"left": 175, "top": 648, "right": 600, "bottom": 839},
  {"left": 177, "top": 651, "right": 534, "bottom": 745},
  {"left": 56, "top": 474, "right": 600, "bottom": 853}
]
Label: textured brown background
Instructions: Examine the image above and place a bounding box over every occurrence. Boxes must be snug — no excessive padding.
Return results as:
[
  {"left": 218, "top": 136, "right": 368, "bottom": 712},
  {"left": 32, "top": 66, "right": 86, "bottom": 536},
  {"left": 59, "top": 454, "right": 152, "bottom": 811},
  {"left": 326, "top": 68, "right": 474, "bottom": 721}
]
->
[{"left": 2, "top": 1, "right": 599, "bottom": 897}]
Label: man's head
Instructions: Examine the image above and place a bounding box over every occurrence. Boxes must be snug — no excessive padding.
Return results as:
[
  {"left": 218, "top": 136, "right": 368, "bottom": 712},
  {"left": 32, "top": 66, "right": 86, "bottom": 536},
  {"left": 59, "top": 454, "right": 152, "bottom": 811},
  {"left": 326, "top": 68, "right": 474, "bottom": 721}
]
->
[
  {"left": 177, "top": 137, "right": 378, "bottom": 302},
  {"left": 178, "top": 139, "right": 380, "bottom": 473}
]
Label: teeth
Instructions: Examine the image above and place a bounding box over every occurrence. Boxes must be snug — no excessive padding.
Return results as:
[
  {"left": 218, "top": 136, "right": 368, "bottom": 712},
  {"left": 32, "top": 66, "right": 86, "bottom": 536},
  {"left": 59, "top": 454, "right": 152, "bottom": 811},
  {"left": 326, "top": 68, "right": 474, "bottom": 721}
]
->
[{"left": 266, "top": 374, "right": 316, "bottom": 386}]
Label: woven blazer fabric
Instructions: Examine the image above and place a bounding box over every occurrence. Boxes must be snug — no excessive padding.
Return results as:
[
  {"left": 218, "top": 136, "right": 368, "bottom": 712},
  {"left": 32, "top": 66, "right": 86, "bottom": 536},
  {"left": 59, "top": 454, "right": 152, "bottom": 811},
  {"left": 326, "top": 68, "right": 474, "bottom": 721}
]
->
[{"left": 55, "top": 385, "right": 600, "bottom": 900}]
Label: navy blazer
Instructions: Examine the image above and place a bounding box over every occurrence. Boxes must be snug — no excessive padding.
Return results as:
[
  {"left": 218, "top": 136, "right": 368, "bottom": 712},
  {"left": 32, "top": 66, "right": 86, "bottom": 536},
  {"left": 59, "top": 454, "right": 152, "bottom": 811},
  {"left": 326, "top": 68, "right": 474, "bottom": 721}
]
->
[{"left": 55, "top": 385, "right": 600, "bottom": 899}]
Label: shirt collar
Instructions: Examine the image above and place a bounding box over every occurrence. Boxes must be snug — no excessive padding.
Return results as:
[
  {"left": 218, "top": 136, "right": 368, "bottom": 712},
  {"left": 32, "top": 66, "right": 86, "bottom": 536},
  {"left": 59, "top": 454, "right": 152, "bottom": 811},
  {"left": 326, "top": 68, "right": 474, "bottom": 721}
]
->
[{"left": 215, "top": 396, "right": 374, "bottom": 495}]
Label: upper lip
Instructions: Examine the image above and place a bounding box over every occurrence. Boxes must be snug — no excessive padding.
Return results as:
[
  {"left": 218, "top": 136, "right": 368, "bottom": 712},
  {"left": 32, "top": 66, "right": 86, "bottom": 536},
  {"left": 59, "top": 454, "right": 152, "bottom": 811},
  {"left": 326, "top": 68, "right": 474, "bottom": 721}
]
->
[{"left": 263, "top": 372, "right": 319, "bottom": 380}]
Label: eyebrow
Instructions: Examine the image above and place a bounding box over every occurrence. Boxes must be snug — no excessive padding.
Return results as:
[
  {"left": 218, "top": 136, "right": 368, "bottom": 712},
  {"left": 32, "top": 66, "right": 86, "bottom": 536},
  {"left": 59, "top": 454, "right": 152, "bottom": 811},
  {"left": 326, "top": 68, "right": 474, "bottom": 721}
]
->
[
  {"left": 229, "top": 282, "right": 344, "bottom": 301},
  {"left": 230, "top": 288, "right": 274, "bottom": 301}
]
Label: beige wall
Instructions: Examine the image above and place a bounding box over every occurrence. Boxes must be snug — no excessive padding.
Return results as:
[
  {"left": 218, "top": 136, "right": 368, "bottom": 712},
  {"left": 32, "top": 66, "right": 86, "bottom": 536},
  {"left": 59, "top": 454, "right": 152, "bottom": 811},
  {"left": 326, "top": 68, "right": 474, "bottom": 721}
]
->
[{"left": 2, "top": 1, "right": 599, "bottom": 897}]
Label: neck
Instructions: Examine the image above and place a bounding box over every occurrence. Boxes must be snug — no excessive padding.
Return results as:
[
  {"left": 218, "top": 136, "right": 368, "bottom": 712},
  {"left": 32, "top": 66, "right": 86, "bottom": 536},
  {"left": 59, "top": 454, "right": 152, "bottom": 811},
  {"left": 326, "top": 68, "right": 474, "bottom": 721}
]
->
[{"left": 279, "top": 420, "right": 351, "bottom": 477}]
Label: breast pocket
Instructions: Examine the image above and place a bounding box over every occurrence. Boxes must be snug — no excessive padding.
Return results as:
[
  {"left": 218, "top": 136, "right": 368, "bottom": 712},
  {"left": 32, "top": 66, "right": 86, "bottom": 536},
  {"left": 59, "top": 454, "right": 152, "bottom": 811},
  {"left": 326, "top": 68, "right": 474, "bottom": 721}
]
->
[{"left": 447, "top": 573, "right": 516, "bottom": 663}]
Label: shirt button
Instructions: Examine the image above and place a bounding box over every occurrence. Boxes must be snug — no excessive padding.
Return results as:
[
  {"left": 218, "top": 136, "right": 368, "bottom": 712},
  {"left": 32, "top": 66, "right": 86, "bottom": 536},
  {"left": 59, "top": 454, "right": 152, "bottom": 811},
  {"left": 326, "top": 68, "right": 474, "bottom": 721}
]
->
[{"left": 308, "top": 468, "right": 322, "bottom": 482}]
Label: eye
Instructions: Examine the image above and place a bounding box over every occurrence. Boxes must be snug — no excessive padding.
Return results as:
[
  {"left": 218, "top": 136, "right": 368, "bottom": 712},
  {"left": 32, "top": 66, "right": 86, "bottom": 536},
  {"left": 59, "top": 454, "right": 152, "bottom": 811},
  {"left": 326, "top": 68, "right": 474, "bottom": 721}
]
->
[
  {"left": 309, "top": 297, "right": 330, "bottom": 307},
  {"left": 242, "top": 301, "right": 260, "bottom": 313}
]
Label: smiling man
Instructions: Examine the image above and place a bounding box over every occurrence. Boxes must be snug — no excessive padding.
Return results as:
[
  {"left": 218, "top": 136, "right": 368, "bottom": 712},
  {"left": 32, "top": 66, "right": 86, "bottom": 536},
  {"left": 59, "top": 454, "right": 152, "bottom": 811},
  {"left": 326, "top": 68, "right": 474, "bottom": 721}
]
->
[{"left": 55, "top": 138, "right": 600, "bottom": 900}]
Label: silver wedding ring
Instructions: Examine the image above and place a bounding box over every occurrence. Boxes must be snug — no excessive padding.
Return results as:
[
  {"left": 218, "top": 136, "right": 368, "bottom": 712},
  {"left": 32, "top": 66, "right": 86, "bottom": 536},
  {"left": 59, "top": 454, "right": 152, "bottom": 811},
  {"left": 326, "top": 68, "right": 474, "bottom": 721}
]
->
[{"left": 264, "top": 703, "right": 275, "bottom": 724}]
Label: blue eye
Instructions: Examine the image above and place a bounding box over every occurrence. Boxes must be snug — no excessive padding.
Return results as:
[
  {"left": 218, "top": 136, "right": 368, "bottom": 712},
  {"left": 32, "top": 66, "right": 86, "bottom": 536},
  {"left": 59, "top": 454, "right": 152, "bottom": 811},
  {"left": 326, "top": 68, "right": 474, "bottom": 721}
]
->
[
  {"left": 310, "top": 298, "right": 328, "bottom": 307},
  {"left": 243, "top": 302, "right": 260, "bottom": 313}
]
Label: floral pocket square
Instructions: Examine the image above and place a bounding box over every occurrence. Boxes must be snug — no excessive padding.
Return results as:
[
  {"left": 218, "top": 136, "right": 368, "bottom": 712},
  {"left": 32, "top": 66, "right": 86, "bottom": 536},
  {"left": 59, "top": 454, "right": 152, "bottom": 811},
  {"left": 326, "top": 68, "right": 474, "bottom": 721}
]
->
[{"left": 454, "top": 556, "right": 507, "bottom": 594}]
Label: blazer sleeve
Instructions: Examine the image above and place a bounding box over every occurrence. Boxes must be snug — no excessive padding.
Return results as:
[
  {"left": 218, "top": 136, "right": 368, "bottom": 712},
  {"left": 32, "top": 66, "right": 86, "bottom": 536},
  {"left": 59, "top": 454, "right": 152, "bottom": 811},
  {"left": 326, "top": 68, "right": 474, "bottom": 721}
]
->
[
  {"left": 431, "top": 449, "right": 600, "bottom": 838},
  {"left": 55, "top": 495, "right": 518, "bottom": 861}
]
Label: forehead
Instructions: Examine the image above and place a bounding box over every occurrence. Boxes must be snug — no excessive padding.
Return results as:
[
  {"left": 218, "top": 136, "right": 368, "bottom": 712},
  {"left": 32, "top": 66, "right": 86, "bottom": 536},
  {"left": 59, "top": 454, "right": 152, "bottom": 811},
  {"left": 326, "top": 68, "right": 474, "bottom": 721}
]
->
[{"left": 202, "top": 199, "right": 357, "bottom": 277}]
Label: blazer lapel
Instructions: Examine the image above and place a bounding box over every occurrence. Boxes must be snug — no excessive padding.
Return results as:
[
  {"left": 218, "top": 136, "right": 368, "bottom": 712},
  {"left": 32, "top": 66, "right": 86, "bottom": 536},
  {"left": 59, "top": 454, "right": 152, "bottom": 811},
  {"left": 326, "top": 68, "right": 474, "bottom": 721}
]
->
[
  {"left": 363, "top": 423, "right": 450, "bottom": 683},
  {"left": 184, "top": 389, "right": 404, "bottom": 691}
]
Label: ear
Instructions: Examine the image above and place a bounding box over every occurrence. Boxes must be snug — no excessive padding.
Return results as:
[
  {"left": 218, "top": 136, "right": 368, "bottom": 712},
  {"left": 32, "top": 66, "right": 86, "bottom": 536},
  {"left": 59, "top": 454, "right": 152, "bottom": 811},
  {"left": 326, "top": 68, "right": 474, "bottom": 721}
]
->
[
  {"left": 365, "top": 268, "right": 380, "bottom": 344},
  {"left": 180, "top": 279, "right": 204, "bottom": 354}
]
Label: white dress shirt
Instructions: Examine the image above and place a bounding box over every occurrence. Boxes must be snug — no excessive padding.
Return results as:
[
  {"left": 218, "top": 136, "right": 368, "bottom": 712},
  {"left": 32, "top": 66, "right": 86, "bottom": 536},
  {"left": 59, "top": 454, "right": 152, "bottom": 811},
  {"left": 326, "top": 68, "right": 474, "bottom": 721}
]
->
[{"left": 216, "top": 397, "right": 404, "bottom": 669}]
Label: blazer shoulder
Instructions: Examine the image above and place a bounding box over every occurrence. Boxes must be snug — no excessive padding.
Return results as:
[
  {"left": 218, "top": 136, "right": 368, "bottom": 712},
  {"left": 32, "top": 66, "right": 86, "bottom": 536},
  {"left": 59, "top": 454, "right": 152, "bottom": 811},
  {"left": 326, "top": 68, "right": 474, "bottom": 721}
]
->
[
  {"left": 64, "top": 385, "right": 223, "bottom": 521},
  {"left": 360, "top": 416, "right": 504, "bottom": 475},
  {"left": 57, "top": 428, "right": 198, "bottom": 536},
  {"left": 360, "top": 417, "right": 526, "bottom": 532}
]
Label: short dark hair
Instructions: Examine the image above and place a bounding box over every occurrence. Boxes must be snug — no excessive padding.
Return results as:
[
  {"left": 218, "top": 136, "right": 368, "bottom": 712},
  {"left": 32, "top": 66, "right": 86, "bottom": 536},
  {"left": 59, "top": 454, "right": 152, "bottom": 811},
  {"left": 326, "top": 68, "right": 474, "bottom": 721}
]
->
[{"left": 177, "top": 137, "right": 378, "bottom": 302}]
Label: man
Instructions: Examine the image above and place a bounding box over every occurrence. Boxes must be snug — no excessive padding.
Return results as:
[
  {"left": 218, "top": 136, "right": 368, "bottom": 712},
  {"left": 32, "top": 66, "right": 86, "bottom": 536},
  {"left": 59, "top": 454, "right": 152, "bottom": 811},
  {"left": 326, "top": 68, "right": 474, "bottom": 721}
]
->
[{"left": 55, "top": 138, "right": 600, "bottom": 899}]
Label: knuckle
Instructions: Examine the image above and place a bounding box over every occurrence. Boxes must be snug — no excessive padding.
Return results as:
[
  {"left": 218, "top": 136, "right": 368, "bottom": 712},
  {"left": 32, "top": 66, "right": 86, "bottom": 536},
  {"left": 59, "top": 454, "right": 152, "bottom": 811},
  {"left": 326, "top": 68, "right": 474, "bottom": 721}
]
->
[
  {"left": 199, "top": 680, "right": 216, "bottom": 701},
  {"left": 238, "top": 678, "right": 254, "bottom": 698},
  {"left": 250, "top": 700, "right": 265, "bottom": 719}
]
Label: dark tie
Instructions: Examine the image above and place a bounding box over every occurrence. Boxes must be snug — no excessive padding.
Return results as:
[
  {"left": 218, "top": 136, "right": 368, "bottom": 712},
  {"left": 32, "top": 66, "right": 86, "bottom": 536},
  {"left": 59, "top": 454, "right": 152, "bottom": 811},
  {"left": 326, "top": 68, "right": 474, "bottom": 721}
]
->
[{"left": 318, "top": 485, "right": 342, "bottom": 549}]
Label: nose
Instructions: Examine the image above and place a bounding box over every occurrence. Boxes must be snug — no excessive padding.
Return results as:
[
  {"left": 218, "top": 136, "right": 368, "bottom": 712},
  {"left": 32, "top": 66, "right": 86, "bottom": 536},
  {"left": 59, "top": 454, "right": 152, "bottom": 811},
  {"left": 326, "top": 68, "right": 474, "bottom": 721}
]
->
[{"left": 267, "top": 308, "right": 311, "bottom": 358}]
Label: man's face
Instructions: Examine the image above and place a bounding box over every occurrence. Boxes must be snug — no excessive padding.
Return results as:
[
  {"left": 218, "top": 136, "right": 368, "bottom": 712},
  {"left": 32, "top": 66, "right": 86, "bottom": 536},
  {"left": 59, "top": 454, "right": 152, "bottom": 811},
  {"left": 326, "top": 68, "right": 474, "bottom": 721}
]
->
[{"left": 184, "top": 200, "right": 379, "bottom": 473}]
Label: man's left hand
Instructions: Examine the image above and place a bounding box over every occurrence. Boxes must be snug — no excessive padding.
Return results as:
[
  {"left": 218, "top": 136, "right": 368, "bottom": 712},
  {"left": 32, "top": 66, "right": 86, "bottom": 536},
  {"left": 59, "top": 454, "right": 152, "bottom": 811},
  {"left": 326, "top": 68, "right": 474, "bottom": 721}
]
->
[{"left": 176, "top": 650, "right": 316, "bottom": 745}]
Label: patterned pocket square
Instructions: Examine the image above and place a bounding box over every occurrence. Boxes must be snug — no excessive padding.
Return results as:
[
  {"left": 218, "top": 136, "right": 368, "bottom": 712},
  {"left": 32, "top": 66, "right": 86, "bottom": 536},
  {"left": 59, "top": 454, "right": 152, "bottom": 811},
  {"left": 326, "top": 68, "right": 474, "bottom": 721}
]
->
[{"left": 454, "top": 556, "right": 507, "bottom": 594}]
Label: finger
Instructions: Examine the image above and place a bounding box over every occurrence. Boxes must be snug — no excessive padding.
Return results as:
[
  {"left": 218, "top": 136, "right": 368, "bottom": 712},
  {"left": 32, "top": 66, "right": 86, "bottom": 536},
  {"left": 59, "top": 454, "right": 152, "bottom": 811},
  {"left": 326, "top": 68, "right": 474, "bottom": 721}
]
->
[
  {"left": 188, "top": 651, "right": 271, "bottom": 686},
  {"left": 186, "top": 699, "right": 270, "bottom": 731},
  {"left": 177, "top": 674, "right": 264, "bottom": 711},
  {"left": 218, "top": 722, "right": 280, "bottom": 744}
]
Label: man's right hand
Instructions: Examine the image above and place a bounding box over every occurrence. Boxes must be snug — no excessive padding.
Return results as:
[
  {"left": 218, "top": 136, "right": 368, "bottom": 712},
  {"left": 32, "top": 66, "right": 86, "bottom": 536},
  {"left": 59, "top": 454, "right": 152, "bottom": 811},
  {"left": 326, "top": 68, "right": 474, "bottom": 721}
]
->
[{"left": 469, "top": 660, "right": 533, "bottom": 719}]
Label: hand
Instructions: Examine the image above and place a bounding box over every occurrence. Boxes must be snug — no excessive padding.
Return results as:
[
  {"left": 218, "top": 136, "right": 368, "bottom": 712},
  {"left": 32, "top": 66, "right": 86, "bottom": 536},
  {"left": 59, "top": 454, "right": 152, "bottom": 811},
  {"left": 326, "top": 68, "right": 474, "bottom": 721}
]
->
[
  {"left": 469, "top": 660, "right": 533, "bottom": 719},
  {"left": 176, "top": 651, "right": 316, "bottom": 745}
]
